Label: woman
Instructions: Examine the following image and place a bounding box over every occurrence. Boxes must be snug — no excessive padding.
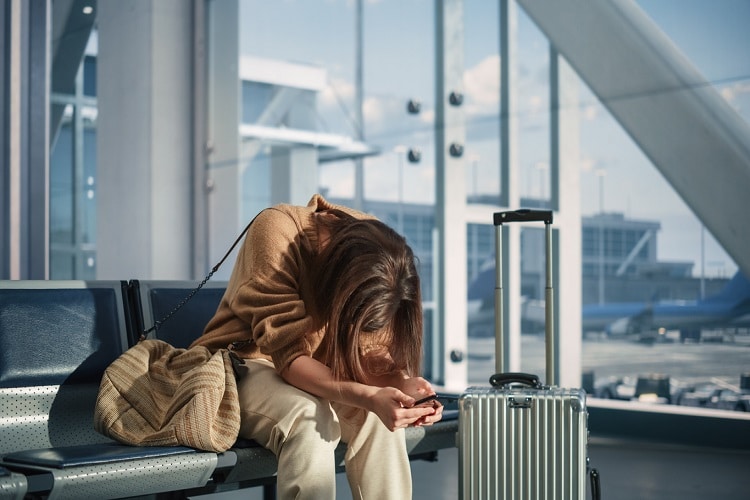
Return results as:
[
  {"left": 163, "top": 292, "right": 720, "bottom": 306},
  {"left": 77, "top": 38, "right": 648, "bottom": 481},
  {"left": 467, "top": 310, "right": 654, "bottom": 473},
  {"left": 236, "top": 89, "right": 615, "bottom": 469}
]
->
[{"left": 191, "top": 194, "right": 443, "bottom": 499}]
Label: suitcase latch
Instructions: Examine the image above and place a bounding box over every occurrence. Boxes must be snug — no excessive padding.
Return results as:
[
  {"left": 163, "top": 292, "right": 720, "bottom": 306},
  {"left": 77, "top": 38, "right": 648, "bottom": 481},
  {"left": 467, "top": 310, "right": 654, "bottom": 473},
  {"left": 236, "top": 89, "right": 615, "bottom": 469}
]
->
[{"left": 508, "top": 396, "right": 533, "bottom": 409}]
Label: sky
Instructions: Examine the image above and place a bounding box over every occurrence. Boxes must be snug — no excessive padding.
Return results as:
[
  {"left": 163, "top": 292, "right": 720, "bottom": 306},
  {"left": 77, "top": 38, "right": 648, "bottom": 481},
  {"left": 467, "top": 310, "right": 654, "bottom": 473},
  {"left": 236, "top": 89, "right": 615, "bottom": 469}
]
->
[{"left": 238, "top": 0, "right": 750, "bottom": 278}]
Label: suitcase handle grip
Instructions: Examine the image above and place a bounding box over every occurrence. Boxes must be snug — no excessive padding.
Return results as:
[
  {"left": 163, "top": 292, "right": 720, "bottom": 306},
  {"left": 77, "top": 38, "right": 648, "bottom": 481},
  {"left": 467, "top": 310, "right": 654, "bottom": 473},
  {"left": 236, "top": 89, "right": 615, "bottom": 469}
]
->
[
  {"left": 489, "top": 372, "right": 543, "bottom": 389},
  {"left": 493, "top": 209, "right": 553, "bottom": 225}
]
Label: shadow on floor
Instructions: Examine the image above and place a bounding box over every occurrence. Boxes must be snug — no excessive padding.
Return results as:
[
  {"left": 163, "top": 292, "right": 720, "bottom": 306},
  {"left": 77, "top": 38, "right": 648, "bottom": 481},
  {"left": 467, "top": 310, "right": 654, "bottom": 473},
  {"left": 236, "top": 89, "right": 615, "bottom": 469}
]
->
[{"left": 192, "top": 438, "right": 750, "bottom": 499}]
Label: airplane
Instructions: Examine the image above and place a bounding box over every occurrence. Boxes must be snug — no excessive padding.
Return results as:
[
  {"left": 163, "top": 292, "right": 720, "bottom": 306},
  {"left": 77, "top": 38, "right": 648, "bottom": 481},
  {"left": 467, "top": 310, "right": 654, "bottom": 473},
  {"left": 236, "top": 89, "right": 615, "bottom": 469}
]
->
[
  {"left": 467, "top": 262, "right": 750, "bottom": 342},
  {"left": 466, "top": 260, "right": 553, "bottom": 338},
  {"left": 581, "top": 272, "right": 750, "bottom": 342}
]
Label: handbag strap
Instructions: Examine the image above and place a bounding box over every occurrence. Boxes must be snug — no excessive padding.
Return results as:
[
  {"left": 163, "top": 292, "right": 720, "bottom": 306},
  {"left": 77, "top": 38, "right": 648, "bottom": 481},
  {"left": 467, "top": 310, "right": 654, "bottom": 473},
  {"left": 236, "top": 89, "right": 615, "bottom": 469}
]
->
[{"left": 141, "top": 217, "right": 256, "bottom": 339}]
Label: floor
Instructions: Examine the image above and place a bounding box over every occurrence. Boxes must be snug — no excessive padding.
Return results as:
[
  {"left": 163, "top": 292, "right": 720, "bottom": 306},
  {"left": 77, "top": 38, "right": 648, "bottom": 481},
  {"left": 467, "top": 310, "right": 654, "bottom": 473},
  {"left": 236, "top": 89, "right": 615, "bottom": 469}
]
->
[{"left": 193, "top": 438, "right": 750, "bottom": 499}]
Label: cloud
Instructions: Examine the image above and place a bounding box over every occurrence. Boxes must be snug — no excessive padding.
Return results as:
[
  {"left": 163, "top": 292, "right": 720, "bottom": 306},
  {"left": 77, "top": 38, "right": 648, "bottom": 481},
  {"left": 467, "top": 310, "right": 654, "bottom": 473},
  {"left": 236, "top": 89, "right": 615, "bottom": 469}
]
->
[
  {"left": 583, "top": 104, "right": 599, "bottom": 121},
  {"left": 316, "top": 77, "right": 363, "bottom": 138},
  {"left": 418, "top": 108, "right": 435, "bottom": 126},
  {"left": 319, "top": 162, "right": 355, "bottom": 198},
  {"left": 363, "top": 95, "right": 388, "bottom": 127},
  {"left": 320, "top": 77, "right": 354, "bottom": 112},
  {"left": 527, "top": 94, "right": 544, "bottom": 114},
  {"left": 579, "top": 156, "right": 597, "bottom": 173},
  {"left": 719, "top": 81, "right": 750, "bottom": 112},
  {"left": 319, "top": 54, "right": 505, "bottom": 141},
  {"left": 461, "top": 54, "right": 554, "bottom": 119},
  {"left": 320, "top": 76, "right": 427, "bottom": 142},
  {"left": 463, "top": 55, "right": 501, "bottom": 116}
]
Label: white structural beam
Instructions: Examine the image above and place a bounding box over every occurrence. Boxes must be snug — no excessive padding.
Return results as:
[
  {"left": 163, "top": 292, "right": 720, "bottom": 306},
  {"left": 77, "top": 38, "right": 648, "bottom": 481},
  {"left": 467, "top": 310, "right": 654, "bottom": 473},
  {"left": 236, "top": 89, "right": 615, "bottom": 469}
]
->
[
  {"left": 435, "top": 0, "right": 468, "bottom": 389},
  {"left": 269, "top": 84, "right": 319, "bottom": 208},
  {"left": 551, "top": 49, "right": 583, "bottom": 388},
  {"left": 192, "top": 0, "right": 208, "bottom": 279},
  {"left": 204, "top": 0, "right": 242, "bottom": 280},
  {"left": 1, "top": 0, "right": 50, "bottom": 279},
  {"left": 519, "top": 0, "right": 750, "bottom": 278},
  {"left": 499, "top": 0, "right": 522, "bottom": 375},
  {"left": 496, "top": 2, "right": 582, "bottom": 387},
  {"left": 240, "top": 125, "right": 373, "bottom": 154},
  {"left": 239, "top": 88, "right": 304, "bottom": 169},
  {"left": 97, "top": 0, "right": 195, "bottom": 279},
  {"left": 239, "top": 55, "right": 326, "bottom": 91},
  {"left": 616, "top": 229, "right": 654, "bottom": 277},
  {"left": 237, "top": 56, "right": 322, "bottom": 169}
]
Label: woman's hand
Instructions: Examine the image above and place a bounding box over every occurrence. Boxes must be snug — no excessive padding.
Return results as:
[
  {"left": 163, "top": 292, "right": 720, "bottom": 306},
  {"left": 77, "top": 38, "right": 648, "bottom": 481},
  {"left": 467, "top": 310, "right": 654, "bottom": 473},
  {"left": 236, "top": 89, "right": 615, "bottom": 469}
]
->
[
  {"left": 366, "top": 374, "right": 446, "bottom": 428},
  {"left": 411, "top": 397, "right": 444, "bottom": 427},
  {"left": 283, "top": 357, "right": 444, "bottom": 431},
  {"left": 398, "top": 376, "right": 434, "bottom": 400},
  {"left": 399, "top": 376, "right": 445, "bottom": 427},
  {"left": 368, "top": 386, "right": 439, "bottom": 431}
]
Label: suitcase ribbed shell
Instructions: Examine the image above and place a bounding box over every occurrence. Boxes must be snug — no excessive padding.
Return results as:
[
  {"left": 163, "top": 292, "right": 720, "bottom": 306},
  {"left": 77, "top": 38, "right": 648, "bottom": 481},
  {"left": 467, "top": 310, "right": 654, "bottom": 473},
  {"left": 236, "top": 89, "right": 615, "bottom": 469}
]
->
[{"left": 458, "top": 386, "right": 589, "bottom": 500}]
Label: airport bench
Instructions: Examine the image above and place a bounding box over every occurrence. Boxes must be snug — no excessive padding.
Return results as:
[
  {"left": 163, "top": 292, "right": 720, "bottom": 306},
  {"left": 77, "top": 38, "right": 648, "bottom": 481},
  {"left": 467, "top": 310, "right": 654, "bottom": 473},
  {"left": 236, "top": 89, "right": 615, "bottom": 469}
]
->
[
  {"left": 0, "top": 280, "right": 458, "bottom": 499},
  {"left": 0, "top": 281, "right": 225, "bottom": 499},
  {"left": 0, "top": 465, "right": 27, "bottom": 500},
  {"left": 129, "top": 280, "right": 458, "bottom": 493}
]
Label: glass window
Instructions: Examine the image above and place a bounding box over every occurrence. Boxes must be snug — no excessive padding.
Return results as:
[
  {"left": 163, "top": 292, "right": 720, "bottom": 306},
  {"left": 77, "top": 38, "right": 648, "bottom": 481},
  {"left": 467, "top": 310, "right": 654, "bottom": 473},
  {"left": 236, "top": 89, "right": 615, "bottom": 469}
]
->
[
  {"left": 50, "top": 120, "right": 75, "bottom": 248},
  {"left": 83, "top": 55, "right": 97, "bottom": 97},
  {"left": 82, "top": 125, "right": 97, "bottom": 246},
  {"left": 464, "top": 0, "right": 500, "bottom": 204},
  {"left": 233, "top": 2, "right": 748, "bottom": 405},
  {"left": 517, "top": 9, "right": 551, "bottom": 208},
  {"left": 241, "top": 81, "right": 276, "bottom": 125},
  {"left": 239, "top": 0, "right": 438, "bottom": 308},
  {"left": 49, "top": 27, "right": 98, "bottom": 279},
  {"left": 34, "top": 0, "right": 748, "bottom": 414},
  {"left": 577, "top": 0, "right": 747, "bottom": 409}
]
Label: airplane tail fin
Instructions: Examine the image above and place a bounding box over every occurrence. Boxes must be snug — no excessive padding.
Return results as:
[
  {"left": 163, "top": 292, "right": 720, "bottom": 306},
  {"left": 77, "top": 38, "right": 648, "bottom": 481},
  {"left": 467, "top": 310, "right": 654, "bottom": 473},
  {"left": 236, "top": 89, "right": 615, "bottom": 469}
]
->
[{"left": 703, "top": 272, "right": 750, "bottom": 306}]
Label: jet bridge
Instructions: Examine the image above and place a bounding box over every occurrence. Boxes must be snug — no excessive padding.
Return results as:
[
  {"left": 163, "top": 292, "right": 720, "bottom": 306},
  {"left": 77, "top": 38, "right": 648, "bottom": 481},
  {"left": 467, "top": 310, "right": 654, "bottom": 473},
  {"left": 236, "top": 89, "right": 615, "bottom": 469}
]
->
[{"left": 518, "top": 0, "right": 750, "bottom": 277}]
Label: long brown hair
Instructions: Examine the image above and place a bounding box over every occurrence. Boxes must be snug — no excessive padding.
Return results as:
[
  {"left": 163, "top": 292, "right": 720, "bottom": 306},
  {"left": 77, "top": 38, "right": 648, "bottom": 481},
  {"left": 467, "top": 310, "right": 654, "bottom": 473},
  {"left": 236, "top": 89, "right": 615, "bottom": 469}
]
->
[{"left": 310, "top": 210, "right": 423, "bottom": 383}]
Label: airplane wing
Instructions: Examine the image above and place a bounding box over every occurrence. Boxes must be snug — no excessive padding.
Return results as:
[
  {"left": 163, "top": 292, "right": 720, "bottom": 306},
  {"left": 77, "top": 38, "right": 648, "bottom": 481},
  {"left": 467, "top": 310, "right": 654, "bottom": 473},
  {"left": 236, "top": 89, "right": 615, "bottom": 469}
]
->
[{"left": 582, "top": 272, "right": 750, "bottom": 338}]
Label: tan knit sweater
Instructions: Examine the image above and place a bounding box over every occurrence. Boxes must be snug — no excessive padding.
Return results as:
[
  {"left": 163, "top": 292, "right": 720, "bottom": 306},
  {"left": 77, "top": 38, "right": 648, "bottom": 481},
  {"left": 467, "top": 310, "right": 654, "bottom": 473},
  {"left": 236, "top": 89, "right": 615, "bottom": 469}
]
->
[{"left": 190, "top": 194, "right": 373, "bottom": 374}]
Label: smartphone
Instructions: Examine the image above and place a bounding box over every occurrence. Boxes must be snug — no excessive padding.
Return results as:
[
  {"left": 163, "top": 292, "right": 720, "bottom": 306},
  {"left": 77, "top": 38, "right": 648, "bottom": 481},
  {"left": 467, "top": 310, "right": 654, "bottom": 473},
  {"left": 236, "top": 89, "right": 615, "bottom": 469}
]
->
[{"left": 413, "top": 394, "right": 458, "bottom": 406}]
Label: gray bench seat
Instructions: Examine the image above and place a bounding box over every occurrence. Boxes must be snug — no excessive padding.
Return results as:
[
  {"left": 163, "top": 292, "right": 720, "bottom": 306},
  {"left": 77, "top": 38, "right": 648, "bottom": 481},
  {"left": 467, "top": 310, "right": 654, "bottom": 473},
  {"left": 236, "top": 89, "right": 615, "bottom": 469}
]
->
[
  {"left": 0, "top": 281, "right": 220, "bottom": 499},
  {"left": 0, "top": 280, "right": 458, "bottom": 499},
  {"left": 0, "top": 465, "right": 27, "bottom": 500}
]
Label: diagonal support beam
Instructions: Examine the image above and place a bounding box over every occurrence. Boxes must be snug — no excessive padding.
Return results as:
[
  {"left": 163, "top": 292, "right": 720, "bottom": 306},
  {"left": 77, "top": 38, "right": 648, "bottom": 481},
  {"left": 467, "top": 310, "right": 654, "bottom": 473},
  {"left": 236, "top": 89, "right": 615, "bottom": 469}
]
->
[
  {"left": 50, "top": 0, "right": 95, "bottom": 148},
  {"left": 518, "top": 0, "right": 750, "bottom": 277},
  {"left": 240, "top": 87, "right": 302, "bottom": 169},
  {"left": 616, "top": 228, "right": 654, "bottom": 277}
]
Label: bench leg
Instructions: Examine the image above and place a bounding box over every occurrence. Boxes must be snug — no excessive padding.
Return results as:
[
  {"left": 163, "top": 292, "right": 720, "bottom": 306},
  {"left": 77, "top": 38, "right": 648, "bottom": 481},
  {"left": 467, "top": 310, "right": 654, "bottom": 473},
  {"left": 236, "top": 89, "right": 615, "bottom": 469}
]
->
[{"left": 263, "top": 482, "right": 276, "bottom": 500}]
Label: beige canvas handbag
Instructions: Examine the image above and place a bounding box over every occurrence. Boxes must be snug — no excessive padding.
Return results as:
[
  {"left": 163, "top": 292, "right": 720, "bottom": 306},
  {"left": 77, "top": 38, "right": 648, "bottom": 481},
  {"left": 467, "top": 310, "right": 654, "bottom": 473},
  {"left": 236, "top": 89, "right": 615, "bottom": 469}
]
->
[
  {"left": 94, "top": 339, "right": 243, "bottom": 453},
  {"left": 94, "top": 220, "right": 256, "bottom": 453}
]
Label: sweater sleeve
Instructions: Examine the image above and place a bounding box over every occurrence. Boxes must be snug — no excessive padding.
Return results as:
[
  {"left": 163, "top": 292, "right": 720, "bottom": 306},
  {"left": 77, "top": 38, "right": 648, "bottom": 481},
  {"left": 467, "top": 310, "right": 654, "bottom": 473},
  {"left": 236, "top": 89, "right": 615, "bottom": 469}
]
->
[{"left": 228, "top": 208, "right": 316, "bottom": 372}]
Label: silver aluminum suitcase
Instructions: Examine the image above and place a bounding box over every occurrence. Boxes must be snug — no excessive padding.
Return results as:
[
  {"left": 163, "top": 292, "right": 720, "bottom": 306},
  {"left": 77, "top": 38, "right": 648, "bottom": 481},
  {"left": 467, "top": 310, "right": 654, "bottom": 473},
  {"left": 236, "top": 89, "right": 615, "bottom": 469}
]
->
[{"left": 458, "top": 209, "right": 599, "bottom": 500}]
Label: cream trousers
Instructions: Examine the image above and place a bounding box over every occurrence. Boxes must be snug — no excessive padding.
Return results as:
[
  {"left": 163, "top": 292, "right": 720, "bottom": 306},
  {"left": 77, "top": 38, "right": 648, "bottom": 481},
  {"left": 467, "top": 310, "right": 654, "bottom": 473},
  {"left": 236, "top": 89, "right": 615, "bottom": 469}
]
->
[{"left": 237, "top": 359, "right": 412, "bottom": 500}]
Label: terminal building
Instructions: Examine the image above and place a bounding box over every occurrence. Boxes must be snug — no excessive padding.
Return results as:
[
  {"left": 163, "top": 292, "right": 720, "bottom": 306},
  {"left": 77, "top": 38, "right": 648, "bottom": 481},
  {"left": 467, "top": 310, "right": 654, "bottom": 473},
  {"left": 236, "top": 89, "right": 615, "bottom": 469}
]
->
[{"left": 2, "top": 1, "right": 749, "bottom": 498}]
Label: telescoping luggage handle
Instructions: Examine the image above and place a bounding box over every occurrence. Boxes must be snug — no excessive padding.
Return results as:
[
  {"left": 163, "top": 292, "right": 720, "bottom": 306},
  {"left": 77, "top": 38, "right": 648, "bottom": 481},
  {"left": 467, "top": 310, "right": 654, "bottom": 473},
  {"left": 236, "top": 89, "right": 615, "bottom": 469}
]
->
[
  {"left": 489, "top": 372, "right": 544, "bottom": 389},
  {"left": 493, "top": 209, "right": 603, "bottom": 500},
  {"left": 493, "top": 208, "right": 553, "bottom": 225},
  {"left": 493, "top": 209, "right": 556, "bottom": 386}
]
